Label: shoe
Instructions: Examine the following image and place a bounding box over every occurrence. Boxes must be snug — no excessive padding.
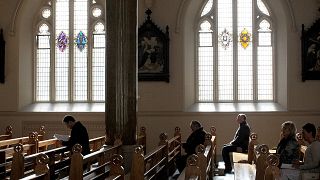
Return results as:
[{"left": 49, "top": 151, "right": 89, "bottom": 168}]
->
[{"left": 224, "top": 169, "right": 232, "bottom": 175}]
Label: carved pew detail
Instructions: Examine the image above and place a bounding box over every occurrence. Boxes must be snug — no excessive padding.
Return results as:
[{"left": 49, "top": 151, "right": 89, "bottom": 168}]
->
[
  {"left": 185, "top": 154, "right": 200, "bottom": 179},
  {"left": 255, "top": 144, "right": 269, "bottom": 180},
  {"left": 264, "top": 154, "right": 280, "bottom": 180},
  {"left": 0, "top": 126, "right": 13, "bottom": 141}
]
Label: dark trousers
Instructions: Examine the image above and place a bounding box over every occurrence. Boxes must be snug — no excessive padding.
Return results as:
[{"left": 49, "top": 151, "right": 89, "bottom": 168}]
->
[
  {"left": 176, "top": 154, "right": 189, "bottom": 173},
  {"left": 222, "top": 144, "right": 239, "bottom": 170}
]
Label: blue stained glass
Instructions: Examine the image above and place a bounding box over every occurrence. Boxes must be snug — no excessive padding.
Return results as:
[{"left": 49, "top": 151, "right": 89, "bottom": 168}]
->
[
  {"left": 57, "top": 31, "right": 68, "bottom": 52},
  {"left": 75, "top": 31, "right": 87, "bottom": 51}
]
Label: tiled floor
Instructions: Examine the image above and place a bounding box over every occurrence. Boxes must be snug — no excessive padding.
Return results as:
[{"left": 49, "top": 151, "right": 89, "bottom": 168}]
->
[{"left": 213, "top": 174, "right": 234, "bottom": 180}]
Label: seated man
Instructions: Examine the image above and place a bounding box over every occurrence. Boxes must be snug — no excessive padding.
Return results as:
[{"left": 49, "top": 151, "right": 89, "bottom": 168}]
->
[
  {"left": 61, "top": 115, "right": 90, "bottom": 155},
  {"left": 176, "top": 120, "right": 207, "bottom": 173},
  {"left": 222, "top": 114, "right": 251, "bottom": 174},
  {"left": 293, "top": 123, "right": 320, "bottom": 175}
]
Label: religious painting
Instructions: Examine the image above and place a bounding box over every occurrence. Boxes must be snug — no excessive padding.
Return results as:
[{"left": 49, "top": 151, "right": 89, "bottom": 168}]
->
[
  {"left": 138, "top": 9, "right": 169, "bottom": 82},
  {"left": 301, "top": 19, "right": 320, "bottom": 81}
]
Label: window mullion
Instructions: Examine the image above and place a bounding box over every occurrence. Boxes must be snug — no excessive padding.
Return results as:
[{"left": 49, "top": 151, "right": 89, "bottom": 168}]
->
[
  {"left": 252, "top": 0, "right": 258, "bottom": 101},
  {"left": 233, "top": 0, "right": 238, "bottom": 101},
  {"left": 69, "top": 0, "right": 74, "bottom": 102},
  {"left": 87, "top": 0, "right": 92, "bottom": 102},
  {"left": 213, "top": 0, "right": 218, "bottom": 102}
]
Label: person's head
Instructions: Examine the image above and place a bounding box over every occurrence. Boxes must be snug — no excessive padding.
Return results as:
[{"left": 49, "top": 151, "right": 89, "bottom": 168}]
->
[
  {"left": 62, "top": 115, "right": 76, "bottom": 129},
  {"left": 190, "top": 120, "right": 202, "bottom": 132},
  {"left": 281, "top": 121, "right": 296, "bottom": 139},
  {"left": 236, "top": 114, "right": 246, "bottom": 124},
  {"left": 302, "top": 123, "right": 316, "bottom": 142}
]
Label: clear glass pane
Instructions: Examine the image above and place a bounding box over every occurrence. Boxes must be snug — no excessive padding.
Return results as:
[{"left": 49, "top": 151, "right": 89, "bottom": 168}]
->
[
  {"left": 201, "top": 0, "right": 213, "bottom": 16},
  {"left": 73, "top": 0, "right": 88, "bottom": 101},
  {"left": 237, "top": 0, "right": 253, "bottom": 100},
  {"left": 92, "top": 7, "right": 102, "bottom": 17},
  {"left": 39, "top": 24, "right": 50, "bottom": 35},
  {"left": 94, "top": 22, "right": 105, "bottom": 33},
  {"left": 258, "top": 32, "right": 271, "bottom": 46},
  {"left": 55, "top": 0, "right": 69, "bottom": 101},
  {"left": 198, "top": 47, "right": 214, "bottom": 102},
  {"left": 42, "top": 8, "right": 51, "bottom": 18},
  {"left": 258, "top": 47, "right": 273, "bottom": 100},
  {"left": 36, "top": 48, "right": 50, "bottom": 101},
  {"left": 218, "top": 0, "right": 233, "bottom": 101},
  {"left": 37, "top": 35, "right": 50, "bottom": 49},
  {"left": 199, "top": 32, "right": 212, "bottom": 46},
  {"left": 258, "top": 20, "right": 271, "bottom": 31},
  {"left": 257, "top": 0, "right": 270, "bottom": 16},
  {"left": 199, "top": 21, "right": 212, "bottom": 32}
]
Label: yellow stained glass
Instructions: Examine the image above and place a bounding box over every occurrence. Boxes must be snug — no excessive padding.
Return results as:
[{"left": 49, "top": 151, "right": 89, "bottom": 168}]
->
[{"left": 239, "top": 28, "right": 251, "bottom": 49}]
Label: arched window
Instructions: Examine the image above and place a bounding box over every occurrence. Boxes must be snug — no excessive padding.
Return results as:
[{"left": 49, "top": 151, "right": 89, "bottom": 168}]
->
[
  {"left": 35, "top": 0, "right": 105, "bottom": 102},
  {"left": 197, "top": 0, "right": 273, "bottom": 102}
]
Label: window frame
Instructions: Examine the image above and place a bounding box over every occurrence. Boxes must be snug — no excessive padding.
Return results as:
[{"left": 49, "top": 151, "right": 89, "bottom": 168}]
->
[
  {"left": 195, "top": 0, "right": 275, "bottom": 103},
  {"left": 33, "top": 0, "right": 106, "bottom": 103}
]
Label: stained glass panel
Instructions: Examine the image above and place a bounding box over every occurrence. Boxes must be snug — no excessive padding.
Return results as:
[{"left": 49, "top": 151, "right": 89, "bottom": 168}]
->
[
  {"left": 239, "top": 28, "right": 251, "bottom": 49},
  {"left": 75, "top": 31, "right": 87, "bottom": 51},
  {"left": 57, "top": 31, "right": 68, "bottom": 52},
  {"left": 219, "top": 28, "right": 232, "bottom": 49}
]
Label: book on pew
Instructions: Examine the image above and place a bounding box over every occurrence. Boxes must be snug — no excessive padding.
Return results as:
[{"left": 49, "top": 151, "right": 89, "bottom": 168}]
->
[
  {"left": 53, "top": 134, "right": 70, "bottom": 141},
  {"left": 280, "top": 163, "right": 295, "bottom": 169}
]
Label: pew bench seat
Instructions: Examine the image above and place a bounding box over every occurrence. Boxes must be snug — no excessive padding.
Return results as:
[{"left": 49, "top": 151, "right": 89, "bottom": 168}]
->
[{"left": 234, "top": 162, "right": 256, "bottom": 180}]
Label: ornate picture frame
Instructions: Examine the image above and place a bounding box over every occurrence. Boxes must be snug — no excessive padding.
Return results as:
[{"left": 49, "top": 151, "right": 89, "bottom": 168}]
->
[
  {"left": 301, "top": 19, "right": 320, "bottom": 81},
  {"left": 138, "top": 9, "right": 170, "bottom": 82}
]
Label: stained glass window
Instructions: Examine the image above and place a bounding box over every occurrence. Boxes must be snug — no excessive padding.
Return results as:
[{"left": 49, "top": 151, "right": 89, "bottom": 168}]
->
[
  {"left": 197, "top": 0, "right": 273, "bottom": 102},
  {"left": 35, "top": 0, "right": 106, "bottom": 102}
]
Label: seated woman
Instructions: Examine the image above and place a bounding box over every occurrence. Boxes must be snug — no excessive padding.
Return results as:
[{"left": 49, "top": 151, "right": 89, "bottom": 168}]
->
[
  {"left": 276, "top": 121, "right": 300, "bottom": 180},
  {"left": 293, "top": 123, "right": 320, "bottom": 176}
]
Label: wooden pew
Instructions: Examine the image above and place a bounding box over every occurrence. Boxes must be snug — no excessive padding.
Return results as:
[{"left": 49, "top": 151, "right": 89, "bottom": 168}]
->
[
  {"left": 137, "top": 127, "right": 146, "bottom": 153},
  {"left": 0, "top": 126, "right": 13, "bottom": 141},
  {"left": 130, "top": 143, "right": 167, "bottom": 179},
  {"left": 195, "top": 133, "right": 215, "bottom": 180},
  {"left": 177, "top": 154, "right": 200, "bottom": 180},
  {"left": 131, "top": 127, "right": 182, "bottom": 180},
  {"left": 158, "top": 127, "right": 182, "bottom": 176},
  {"left": 20, "top": 153, "right": 50, "bottom": 180},
  {"left": 177, "top": 130, "right": 217, "bottom": 180},
  {"left": 233, "top": 132, "right": 259, "bottom": 164},
  {"left": 264, "top": 154, "right": 280, "bottom": 180},
  {"left": 0, "top": 126, "right": 45, "bottom": 149},
  {"left": 6, "top": 134, "right": 111, "bottom": 179},
  {"left": 69, "top": 141, "right": 123, "bottom": 180},
  {"left": 254, "top": 144, "right": 270, "bottom": 180}
]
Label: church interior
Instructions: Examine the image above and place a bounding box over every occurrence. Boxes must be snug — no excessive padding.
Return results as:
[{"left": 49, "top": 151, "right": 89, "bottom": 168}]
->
[{"left": 0, "top": 0, "right": 320, "bottom": 179}]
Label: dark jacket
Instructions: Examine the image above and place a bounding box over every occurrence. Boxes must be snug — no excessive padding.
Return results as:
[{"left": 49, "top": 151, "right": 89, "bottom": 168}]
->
[
  {"left": 183, "top": 127, "right": 207, "bottom": 155},
  {"left": 62, "top": 121, "right": 90, "bottom": 155},
  {"left": 276, "top": 135, "right": 299, "bottom": 166},
  {"left": 231, "top": 121, "right": 251, "bottom": 152}
]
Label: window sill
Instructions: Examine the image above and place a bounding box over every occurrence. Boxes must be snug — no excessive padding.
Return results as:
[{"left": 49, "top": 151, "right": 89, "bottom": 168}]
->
[
  {"left": 20, "top": 103, "right": 105, "bottom": 112},
  {"left": 185, "top": 102, "right": 287, "bottom": 112}
]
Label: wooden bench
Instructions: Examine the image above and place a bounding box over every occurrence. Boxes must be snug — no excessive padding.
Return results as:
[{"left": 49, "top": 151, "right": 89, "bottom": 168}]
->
[
  {"left": 0, "top": 126, "right": 13, "bottom": 141},
  {"left": 131, "top": 127, "right": 182, "bottom": 180},
  {"left": 177, "top": 128, "right": 217, "bottom": 180},
  {"left": 69, "top": 141, "right": 123, "bottom": 180},
  {"left": 232, "top": 132, "right": 259, "bottom": 164},
  {"left": 137, "top": 127, "right": 146, "bottom": 154}
]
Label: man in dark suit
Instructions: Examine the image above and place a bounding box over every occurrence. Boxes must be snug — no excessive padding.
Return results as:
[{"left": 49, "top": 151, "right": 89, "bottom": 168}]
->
[
  {"left": 61, "top": 115, "right": 90, "bottom": 155},
  {"left": 176, "top": 120, "right": 207, "bottom": 173},
  {"left": 222, "top": 114, "right": 251, "bottom": 174}
]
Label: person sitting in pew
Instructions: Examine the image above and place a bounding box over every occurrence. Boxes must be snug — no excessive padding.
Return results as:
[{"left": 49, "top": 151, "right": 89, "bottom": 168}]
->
[
  {"left": 176, "top": 120, "right": 207, "bottom": 173},
  {"left": 293, "top": 123, "right": 320, "bottom": 174},
  {"left": 222, "top": 113, "right": 250, "bottom": 174},
  {"left": 276, "top": 121, "right": 300, "bottom": 180},
  {"left": 61, "top": 115, "right": 90, "bottom": 155}
]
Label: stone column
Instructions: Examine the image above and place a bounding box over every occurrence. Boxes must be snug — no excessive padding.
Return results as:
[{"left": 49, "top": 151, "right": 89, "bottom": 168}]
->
[{"left": 105, "top": 0, "right": 137, "bottom": 172}]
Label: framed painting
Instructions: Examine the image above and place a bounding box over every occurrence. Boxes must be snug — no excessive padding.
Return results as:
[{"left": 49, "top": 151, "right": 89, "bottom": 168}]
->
[
  {"left": 138, "top": 9, "right": 170, "bottom": 82},
  {"left": 301, "top": 19, "right": 320, "bottom": 81}
]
